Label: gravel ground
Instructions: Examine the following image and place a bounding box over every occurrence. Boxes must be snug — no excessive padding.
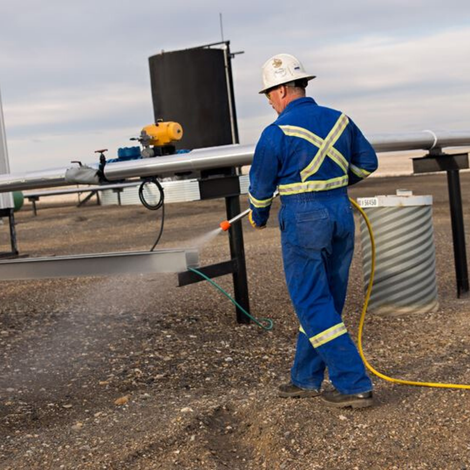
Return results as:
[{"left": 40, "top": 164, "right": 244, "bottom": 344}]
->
[{"left": 1, "top": 173, "right": 470, "bottom": 469}]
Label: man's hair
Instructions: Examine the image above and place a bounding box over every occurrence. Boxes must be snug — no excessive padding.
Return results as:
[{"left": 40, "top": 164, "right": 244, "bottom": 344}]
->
[{"left": 285, "top": 79, "right": 307, "bottom": 96}]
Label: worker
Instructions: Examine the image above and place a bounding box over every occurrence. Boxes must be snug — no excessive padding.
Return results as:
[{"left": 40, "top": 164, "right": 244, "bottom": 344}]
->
[{"left": 248, "top": 53, "right": 378, "bottom": 409}]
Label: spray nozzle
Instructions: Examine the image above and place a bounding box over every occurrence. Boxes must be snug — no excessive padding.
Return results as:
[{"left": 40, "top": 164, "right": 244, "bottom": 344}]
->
[
  {"left": 220, "top": 208, "right": 251, "bottom": 232},
  {"left": 220, "top": 220, "right": 232, "bottom": 231}
]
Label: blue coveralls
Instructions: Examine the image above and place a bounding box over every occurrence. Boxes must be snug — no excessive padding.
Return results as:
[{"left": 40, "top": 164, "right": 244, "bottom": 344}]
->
[{"left": 249, "top": 97, "right": 378, "bottom": 395}]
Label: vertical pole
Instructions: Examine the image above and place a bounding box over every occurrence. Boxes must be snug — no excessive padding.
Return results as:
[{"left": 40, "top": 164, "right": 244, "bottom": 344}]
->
[
  {"left": 224, "top": 42, "right": 240, "bottom": 145},
  {"left": 225, "top": 194, "right": 250, "bottom": 323},
  {"left": 8, "top": 209, "right": 18, "bottom": 255},
  {"left": 446, "top": 169, "right": 469, "bottom": 297}
]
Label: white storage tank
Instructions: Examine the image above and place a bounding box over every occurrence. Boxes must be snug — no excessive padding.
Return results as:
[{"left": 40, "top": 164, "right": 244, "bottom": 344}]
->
[{"left": 358, "top": 190, "right": 439, "bottom": 315}]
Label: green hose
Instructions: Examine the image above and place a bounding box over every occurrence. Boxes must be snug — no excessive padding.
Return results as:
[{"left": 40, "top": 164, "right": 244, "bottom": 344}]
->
[{"left": 188, "top": 267, "right": 273, "bottom": 331}]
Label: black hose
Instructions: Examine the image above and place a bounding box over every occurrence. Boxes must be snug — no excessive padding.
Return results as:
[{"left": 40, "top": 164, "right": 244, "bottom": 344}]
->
[
  {"left": 138, "top": 178, "right": 165, "bottom": 251},
  {"left": 138, "top": 178, "right": 164, "bottom": 211}
]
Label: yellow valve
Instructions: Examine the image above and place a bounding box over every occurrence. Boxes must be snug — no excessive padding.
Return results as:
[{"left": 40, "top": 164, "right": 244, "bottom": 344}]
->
[{"left": 141, "top": 122, "right": 183, "bottom": 146}]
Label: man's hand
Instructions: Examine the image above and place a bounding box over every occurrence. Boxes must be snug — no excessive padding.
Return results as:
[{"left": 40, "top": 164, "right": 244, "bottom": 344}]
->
[{"left": 249, "top": 210, "right": 266, "bottom": 230}]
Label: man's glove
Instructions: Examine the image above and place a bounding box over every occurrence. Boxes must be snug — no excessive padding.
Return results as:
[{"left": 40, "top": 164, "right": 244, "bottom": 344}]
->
[{"left": 249, "top": 210, "right": 266, "bottom": 230}]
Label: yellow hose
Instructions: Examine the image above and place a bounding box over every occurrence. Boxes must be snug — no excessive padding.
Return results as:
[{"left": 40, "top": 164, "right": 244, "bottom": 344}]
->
[{"left": 350, "top": 197, "right": 470, "bottom": 390}]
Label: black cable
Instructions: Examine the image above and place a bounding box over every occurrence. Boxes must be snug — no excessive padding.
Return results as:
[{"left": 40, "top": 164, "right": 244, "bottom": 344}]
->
[
  {"left": 138, "top": 178, "right": 165, "bottom": 251},
  {"left": 138, "top": 178, "right": 164, "bottom": 211},
  {"left": 150, "top": 203, "right": 165, "bottom": 252}
]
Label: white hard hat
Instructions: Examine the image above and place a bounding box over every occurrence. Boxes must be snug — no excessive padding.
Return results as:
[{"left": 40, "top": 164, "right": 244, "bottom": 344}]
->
[{"left": 259, "top": 53, "right": 315, "bottom": 94}]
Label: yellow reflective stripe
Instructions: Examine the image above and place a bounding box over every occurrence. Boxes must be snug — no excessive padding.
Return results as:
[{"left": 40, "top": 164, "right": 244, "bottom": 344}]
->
[
  {"left": 350, "top": 163, "right": 371, "bottom": 179},
  {"left": 278, "top": 175, "right": 349, "bottom": 195},
  {"left": 300, "top": 114, "right": 349, "bottom": 182},
  {"left": 279, "top": 125, "right": 323, "bottom": 147},
  {"left": 328, "top": 147, "right": 349, "bottom": 173},
  {"left": 248, "top": 191, "right": 273, "bottom": 208},
  {"left": 299, "top": 325, "right": 306, "bottom": 335},
  {"left": 310, "top": 322, "right": 347, "bottom": 348},
  {"left": 279, "top": 125, "right": 349, "bottom": 174}
]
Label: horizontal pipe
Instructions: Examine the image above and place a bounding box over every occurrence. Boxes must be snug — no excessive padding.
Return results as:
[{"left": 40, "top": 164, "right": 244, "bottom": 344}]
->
[
  {"left": 0, "top": 131, "right": 469, "bottom": 193},
  {"left": 104, "top": 144, "right": 254, "bottom": 181},
  {"left": 0, "top": 167, "right": 76, "bottom": 192},
  {"left": 24, "top": 181, "right": 140, "bottom": 198},
  {"left": 369, "top": 131, "right": 470, "bottom": 153}
]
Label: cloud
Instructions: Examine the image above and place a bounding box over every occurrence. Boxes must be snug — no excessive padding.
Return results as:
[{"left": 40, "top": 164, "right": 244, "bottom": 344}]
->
[
  {"left": 1, "top": 1, "right": 469, "bottom": 171},
  {"left": 236, "top": 26, "right": 470, "bottom": 138},
  {"left": 5, "top": 84, "right": 152, "bottom": 131}
]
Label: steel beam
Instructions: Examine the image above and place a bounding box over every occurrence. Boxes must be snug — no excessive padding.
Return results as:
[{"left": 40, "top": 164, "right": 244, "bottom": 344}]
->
[{"left": 0, "top": 249, "right": 199, "bottom": 281}]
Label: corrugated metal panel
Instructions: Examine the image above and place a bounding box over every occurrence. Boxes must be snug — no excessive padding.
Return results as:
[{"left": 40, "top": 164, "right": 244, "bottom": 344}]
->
[
  {"left": 100, "top": 176, "right": 249, "bottom": 206},
  {"left": 359, "top": 195, "right": 439, "bottom": 316},
  {"left": 239, "top": 175, "right": 249, "bottom": 194},
  {"left": 100, "top": 179, "right": 201, "bottom": 205}
]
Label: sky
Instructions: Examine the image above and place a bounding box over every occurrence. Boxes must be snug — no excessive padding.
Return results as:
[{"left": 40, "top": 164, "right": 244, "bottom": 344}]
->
[{"left": 1, "top": 0, "right": 469, "bottom": 172}]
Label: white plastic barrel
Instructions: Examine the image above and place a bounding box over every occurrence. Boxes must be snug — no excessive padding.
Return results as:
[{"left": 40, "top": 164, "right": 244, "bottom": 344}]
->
[{"left": 358, "top": 190, "right": 439, "bottom": 315}]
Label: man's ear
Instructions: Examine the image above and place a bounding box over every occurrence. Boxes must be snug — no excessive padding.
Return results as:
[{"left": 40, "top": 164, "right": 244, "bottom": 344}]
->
[{"left": 279, "top": 85, "right": 288, "bottom": 99}]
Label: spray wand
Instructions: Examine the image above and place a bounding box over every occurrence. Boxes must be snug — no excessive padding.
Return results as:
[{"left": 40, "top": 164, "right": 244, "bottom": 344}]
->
[
  {"left": 219, "top": 208, "right": 251, "bottom": 232},
  {"left": 219, "top": 192, "right": 279, "bottom": 231}
]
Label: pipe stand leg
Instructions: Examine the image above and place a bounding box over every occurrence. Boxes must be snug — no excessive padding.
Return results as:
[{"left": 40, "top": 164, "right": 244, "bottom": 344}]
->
[
  {"left": 447, "top": 169, "right": 469, "bottom": 297},
  {"left": 225, "top": 195, "right": 251, "bottom": 324}
]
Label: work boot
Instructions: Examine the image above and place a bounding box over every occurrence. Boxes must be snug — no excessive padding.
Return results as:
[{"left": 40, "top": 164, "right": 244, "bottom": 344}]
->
[
  {"left": 321, "top": 389, "right": 373, "bottom": 409},
  {"left": 278, "top": 382, "right": 320, "bottom": 398}
]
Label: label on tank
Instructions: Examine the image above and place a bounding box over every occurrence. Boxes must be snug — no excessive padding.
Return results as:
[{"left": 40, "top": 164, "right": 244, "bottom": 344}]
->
[{"left": 357, "top": 197, "right": 379, "bottom": 208}]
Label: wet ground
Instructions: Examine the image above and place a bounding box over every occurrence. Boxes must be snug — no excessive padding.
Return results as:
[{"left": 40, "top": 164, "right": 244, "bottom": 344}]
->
[{"left": 0, "top": 173, "right": 470, "bottom": 469}]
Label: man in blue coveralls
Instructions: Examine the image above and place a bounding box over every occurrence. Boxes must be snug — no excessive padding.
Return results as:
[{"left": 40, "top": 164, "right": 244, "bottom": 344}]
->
[{"left": 248, "top": 53, "right": 378, "bottom": 408}]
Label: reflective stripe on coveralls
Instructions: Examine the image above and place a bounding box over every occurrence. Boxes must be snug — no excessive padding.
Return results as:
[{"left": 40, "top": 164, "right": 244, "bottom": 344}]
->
[
  {"left": 278, "top": 124, "right": 349, "bottom": 173},
  {"left": 350, "top": 163, "right": 371, "bottom": 179},
  {"left": 278, "top": 114, "right": 371, "bottom": 196},
  {"left": 248, "top": 192, "right": 273, "bottom": 208},
  {"left": 299, "top": 323, "right": 348, "bottom": 348},
  {"left": 298, "top": 113, "right": 348, "bottom": 181},
  {"left": 279, "top": 175, "right": 349, "bottom": 195}
]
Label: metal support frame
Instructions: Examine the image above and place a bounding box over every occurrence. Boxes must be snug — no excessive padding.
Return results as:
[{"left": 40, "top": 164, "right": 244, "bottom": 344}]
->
[
  {"left": 29, "top": 196, "right": 39, "bottom": 216},
  {"left": 177, "top": 171, "right": 251, "bottom": 324},
  {"left": 178, "top": 260, "right": 237, "bottom": 285},
  {"left": 447, "top": 169, "right": 469, "bottom": 297},
  {"left": 413, "top": 152, "right": 469, "bottom": 297},
  {"left": 225, "top": 193, "right": 251, "bottom": 324},
  {"left": 77, "top": 190, "right": 100, "bottom": 207},
  {"left": 0, "top": 208, "right": 18, "bottom": 258},
  {"left": 113, "top": 188, "right": 123, "bottom": 206}
]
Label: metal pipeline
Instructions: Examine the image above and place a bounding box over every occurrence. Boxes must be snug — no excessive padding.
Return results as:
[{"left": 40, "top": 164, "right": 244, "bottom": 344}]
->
[
  {"left": 104, "top": 144, "right": 254, "bottom": 181},
  {"left": 368, "top": 131, "right": 470, "bottom": 153},
  {"left": 0, "top": 131, "right": 470, "bottom": 193}
]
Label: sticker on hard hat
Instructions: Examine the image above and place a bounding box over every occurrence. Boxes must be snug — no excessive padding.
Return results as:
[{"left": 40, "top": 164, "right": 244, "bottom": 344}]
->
[
  {"left": 274, "top": 68, "right": 287, "bottom": 78},
  {"left": 273, "top": 59, "right": 283, "bottom": 68}
]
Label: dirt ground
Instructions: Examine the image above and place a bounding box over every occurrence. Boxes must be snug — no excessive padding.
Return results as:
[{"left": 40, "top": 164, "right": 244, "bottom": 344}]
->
[{"left": 1, "top": 173, "right": 470, "bottom": 470}]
